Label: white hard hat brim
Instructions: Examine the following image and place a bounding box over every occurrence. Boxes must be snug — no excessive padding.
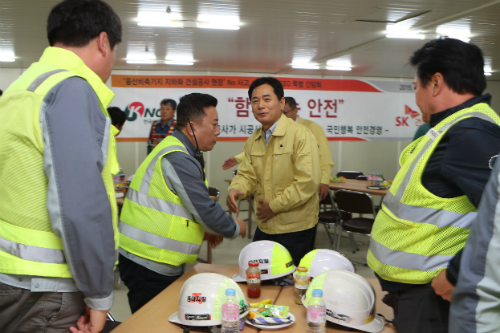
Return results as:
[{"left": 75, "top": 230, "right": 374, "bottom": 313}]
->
[
  {"left": 329, "top": 314, "right": 385, "bottom": 333},
  {"left": 169, "top": 309, "right": 251, "bottom": 327}
]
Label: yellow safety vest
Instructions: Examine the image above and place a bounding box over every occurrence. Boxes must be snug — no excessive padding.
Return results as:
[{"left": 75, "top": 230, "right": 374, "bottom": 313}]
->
[
  {"left": 368, "top": 103, "right": 500, "bottom": 284},
  {"left": 0, "top": 48, "right": 119, "bottom": 278},
  {"left": 119, "top": 136, "right": 206, "bottom": 266}
]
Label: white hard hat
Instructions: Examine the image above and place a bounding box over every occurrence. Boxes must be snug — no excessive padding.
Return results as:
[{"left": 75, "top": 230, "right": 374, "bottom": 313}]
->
[
  {"left": 169, "top": 273, "right": 250, "bottom": 327},
  {"left": 298, "top": 249, "right": 355, "bottom": 278},
  {"left": 302, "top": 270, "right": 385, "bottom": 333},
  {"left": 232, "top": 241, "right": 296, "bottom": 282}
]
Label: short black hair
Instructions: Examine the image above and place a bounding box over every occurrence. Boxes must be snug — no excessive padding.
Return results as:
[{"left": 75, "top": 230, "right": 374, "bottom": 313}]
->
[
  {"left": 176, "top": 93, "right": 218, "bottom": 129},
  {"left": 284, "top": 97, "right": 297, "bottom": 109},
  {"left": 107, "top": 107, "right": 126, "bottom": 127},
  {"left": 160, "top": 98, "right": 177, "bottom": 110},
  {"left": 248, "top": 77, "right": 284, "bottom": 100},
  {"left": 0, "top": 89, "right": 3, "bottom": 96},
  {"left": 47, "top": 0, "right": 122, "bottom": 49},
  {"left": 410, "top": 38, "right": 486, "bottom": 96}
]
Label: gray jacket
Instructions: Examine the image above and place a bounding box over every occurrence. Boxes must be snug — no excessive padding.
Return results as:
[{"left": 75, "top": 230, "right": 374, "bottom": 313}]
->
[{"left": 0, "top": 77, "right": 116, "bottom": 310}]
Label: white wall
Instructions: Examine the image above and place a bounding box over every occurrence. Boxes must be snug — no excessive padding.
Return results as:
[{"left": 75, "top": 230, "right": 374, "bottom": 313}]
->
[{"left": 2, "top": 67, "right": 500, "bottom": 209}]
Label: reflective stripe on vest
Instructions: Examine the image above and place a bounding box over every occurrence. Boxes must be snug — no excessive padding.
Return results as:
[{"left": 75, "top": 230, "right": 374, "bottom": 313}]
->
[
  {"left": 0, "top": 235, "right": 65, "bottom": 264},
  {"left": 369, "top": 109, "right": 499, "bottom": 282},
  {"left": 119, "top": 222, "right": 200, "bottom": 255},
  {"left": 125, "top": 188, "right": 193, "bottom": 220}
]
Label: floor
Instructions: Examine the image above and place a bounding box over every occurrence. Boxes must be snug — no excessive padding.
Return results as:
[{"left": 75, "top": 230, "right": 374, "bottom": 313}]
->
[{"left": 109, "top": 214, "right": 375, "bottom": 322}]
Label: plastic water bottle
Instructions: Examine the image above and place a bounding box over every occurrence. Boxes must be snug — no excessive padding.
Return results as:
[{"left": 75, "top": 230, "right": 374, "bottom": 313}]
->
[
  {"left": 307, "top": 289, "right": 326, "bottom": 333},
  {"left": 221, "top": 288, "right": 240, "bottom": 333}
]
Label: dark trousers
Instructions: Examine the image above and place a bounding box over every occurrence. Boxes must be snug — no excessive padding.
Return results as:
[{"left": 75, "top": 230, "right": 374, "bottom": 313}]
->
[
  {"left": 118, "top": 254, "right": 181, "bottom": 313},
  {"left": 253, "top": 226, "right": 315, "bottom": 266},
  {"left": 382, "top": 284, "right": 450, "bottom": 333},
  {"left": 0, "top": 282, "right": 85, "bottom": 333}
]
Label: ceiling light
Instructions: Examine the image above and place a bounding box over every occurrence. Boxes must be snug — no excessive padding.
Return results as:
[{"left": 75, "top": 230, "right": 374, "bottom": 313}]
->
[
  {"left": 165, "top": 55, "right": 194, "bottom": 65},
  {"left": 292, "top": 63, "right": 319, "bottom": 69},
  {"left": 326, "top": 56, "right": 352, "bottom": 71},
  {"left": 125, "top": 59, "right": 157, "bottom": 64},
  {"left": 436, "top": 24, "right": 471, "bottom": 43},
  {"left": 385, "top": 22, "right": 424, "bottom": 39},
  {"left": 0, "top": 49, "right": 16, "bottom": 62},
  {"left": 485, "top": 72, "right": 492, "bottom": 76},
  {"left": 137, "top": 11, "right": 183, "bottom": 28},
  {"left": 484, "top": 63, "right": 493, "bottom": 76},
  {"left": 197, "top": 14, "right": 240, "bottom": 30},
  {"left": 386, "top": 33, "right": 425, "bottom": 39}
]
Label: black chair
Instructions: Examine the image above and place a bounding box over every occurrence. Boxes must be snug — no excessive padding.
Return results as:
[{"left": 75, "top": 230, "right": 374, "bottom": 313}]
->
[
  {"left": 337, "top": 171, "right": 365, "bottom": 179},
  {"left": 334, "top": 190, "right": 377, "bottom": 265},
  {"left": 317, "top": 191, "right": 352, "bottom": 249},
  {"left": 356, "top": 175, "right": 368, "bottom": 180}
]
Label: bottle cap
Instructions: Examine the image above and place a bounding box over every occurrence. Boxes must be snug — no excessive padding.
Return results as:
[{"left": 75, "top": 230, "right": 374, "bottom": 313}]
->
[
  {"left": 248, "top": 261, "right": 259, "bottom": 267},
  {"left": 225, "top": 288, "right": 236, "bottom": 296},
  {"left": 297, "top": 266, "right": 308, "bottom": 272},
  {"left": 312, "top": 289, "right": 323, "bottom": 297}
]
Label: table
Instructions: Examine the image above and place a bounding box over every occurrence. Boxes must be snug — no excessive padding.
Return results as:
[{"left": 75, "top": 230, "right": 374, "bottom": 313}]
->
[
  {"left": 329, "top": 179, "right": 388, "bottom": 196},
  {"left": 111, "top": 264, "right": 398, "bottom": 333},
  {"left": 225, "top": 179, "right": 253, "bottom": 239},
  {"left": 111, "top": 264, "right": 280, "bottom": 333}
]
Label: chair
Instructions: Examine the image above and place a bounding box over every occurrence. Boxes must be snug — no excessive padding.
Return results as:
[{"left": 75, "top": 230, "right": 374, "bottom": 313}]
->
[
  {"left": 356, "top": 175, "right": 368, "bottom": 180},
  {"left": 334, "top": 190, "right": 377, "bottom": 266},
  {"left": 337, "top": 171, "right": 365, "bottom": 179},
  {"left": 317, "top": 191, "right": 352, "bottom": 249}
]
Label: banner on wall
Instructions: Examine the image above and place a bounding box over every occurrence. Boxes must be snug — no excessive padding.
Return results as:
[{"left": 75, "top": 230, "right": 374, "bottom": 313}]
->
[{"left": 110, "top": 75, "right": 422, "bottom": 142}]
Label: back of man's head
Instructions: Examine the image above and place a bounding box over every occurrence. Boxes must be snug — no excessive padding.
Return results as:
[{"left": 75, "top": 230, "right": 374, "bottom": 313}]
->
[
  {"left": 410, "top": 38, "right": 486, "bottom": 96},
  {"left": 284, "top": 96, "right": 297, "bottom": 109},
  {"left": 107, "top": 107, "right": 126, "bottom": 127},
  {"left": 248, "top": 77, "right": 284, "bottom": 100},
  {"left": 47, "top": 0, "right": 122, "bottom": 49},
  {"left": 176, "top": 93, "right": 218, "bottom": 129},
  {"left": 160, "top": 98, "right": 177, "bottom": 110}
]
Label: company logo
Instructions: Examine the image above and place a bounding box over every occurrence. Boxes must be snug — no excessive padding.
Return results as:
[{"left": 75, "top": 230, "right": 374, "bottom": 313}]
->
[
  {"left": 124, "top": 101, "right": 160, "bottom": 121},
  {"left": 396, "top": 105, "right": 423, "bottom": 127},
  {"left": 187, "top": 293, "right": 207, "bottom": 304}
]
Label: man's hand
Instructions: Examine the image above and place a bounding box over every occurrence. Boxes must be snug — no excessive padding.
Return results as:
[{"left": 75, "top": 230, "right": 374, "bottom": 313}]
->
[
  {"left": 204, "top": 232, "right": 223, "bottom": 248},
  {"left": 318, "top": 184, "right": 329, "bottom": 201},
  {"left": 431, "top": 269, "right": 454, "bottom": 301},
  {"left": 227, "top": 189, "right": 244, "bottom": 213},
  {"left": 235, "top": 218, "right": 246, "bottom": 238},
  {"left": 69, "top": 306, "right": 108, "bottom": 333},
  {"left": 222, "top": 156, "right": 238, "bottom": 170},
  {"left": 256, "top": 199, "right": 276, "bottom": 223}
]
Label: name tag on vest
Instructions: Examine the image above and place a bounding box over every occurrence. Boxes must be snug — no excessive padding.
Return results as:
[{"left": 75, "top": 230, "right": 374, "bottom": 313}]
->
[{"left": 426, "top": 128, "right": 440, "bottom": 140}]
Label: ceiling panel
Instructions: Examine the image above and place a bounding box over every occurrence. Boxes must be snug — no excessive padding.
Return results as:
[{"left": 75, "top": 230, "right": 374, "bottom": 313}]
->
[{"left": 1, "top": 0, "right": 500, "bottom": 80}]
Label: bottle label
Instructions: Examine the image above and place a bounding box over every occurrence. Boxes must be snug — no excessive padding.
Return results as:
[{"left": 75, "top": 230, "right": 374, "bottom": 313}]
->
[
  {"left": 307, "top": 309, "right": 326, "bottom": 324},
  {"left": 222, "top": 303, "right": 239, "bottom": 321},
  {"left": 246, "top": 272, "right": 260, "bottom": 284}
]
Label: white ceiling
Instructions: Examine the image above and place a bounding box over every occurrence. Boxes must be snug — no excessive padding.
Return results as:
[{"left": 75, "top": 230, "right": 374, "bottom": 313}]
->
[{"left": 1, "top": 0, "right": 500, "bottom": 79}]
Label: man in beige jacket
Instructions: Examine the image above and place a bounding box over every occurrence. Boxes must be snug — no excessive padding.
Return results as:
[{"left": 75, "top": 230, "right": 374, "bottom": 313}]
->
[{"left": 227, "top": 77, "right": 321, "bottom": 265}]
